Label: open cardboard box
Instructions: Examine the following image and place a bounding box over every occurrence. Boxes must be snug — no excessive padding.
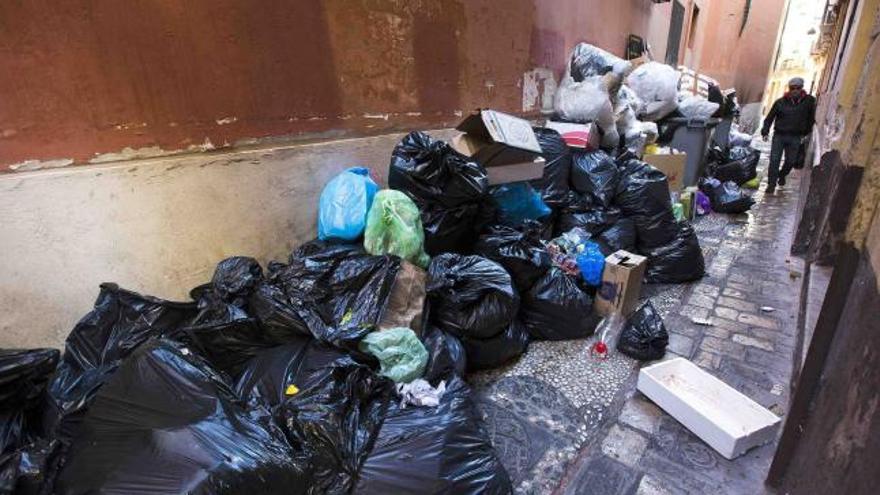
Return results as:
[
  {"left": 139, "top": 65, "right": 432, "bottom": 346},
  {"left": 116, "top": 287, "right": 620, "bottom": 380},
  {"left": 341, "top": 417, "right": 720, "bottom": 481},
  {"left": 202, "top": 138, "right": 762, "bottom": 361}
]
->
[
  {"left": 451, "top": 109, "right": 545, "bottom": 184},
  {"left": 453, "top": 109, "right": 542, "bottom": 167},
  {"left": 644, "top": 152, "right": 687, "bottom": 192},
  {"left": 594, "top": 250, "right": 647, "bottom": 317}
]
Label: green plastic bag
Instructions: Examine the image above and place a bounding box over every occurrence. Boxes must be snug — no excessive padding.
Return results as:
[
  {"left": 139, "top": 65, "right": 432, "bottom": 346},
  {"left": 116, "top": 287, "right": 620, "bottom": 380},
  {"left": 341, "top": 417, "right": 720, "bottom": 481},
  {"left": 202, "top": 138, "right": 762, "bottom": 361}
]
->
[
  {"left": 742, "top": 177, "right": 760, "bottom": 189},
  {"left": 359, "top": 327, "right": 428, "bottom": 383},
  {"left": 364, "top": 190, "right": 430, "bottom": 268}
]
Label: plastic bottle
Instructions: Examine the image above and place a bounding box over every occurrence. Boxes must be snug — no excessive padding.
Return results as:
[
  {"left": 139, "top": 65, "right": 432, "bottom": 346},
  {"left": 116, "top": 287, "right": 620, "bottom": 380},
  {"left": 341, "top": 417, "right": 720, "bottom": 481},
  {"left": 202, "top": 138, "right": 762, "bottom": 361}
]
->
[{"left": 592, "top": 312, "right": 625, "bottom": 360}]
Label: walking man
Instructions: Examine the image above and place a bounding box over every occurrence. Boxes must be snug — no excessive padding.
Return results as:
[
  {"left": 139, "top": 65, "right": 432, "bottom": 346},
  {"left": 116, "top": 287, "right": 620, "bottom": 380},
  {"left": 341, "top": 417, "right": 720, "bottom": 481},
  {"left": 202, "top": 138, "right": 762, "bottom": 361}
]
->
[{"left": 760, "top": 77, "right": 816, "bottom": 193}]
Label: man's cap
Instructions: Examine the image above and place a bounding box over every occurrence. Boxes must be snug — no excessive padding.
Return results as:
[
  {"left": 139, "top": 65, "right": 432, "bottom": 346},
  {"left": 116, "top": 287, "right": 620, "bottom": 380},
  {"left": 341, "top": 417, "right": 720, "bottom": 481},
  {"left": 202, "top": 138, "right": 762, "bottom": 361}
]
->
[{"left": 788, "top": 77, "right": 805, "bottom": 87}]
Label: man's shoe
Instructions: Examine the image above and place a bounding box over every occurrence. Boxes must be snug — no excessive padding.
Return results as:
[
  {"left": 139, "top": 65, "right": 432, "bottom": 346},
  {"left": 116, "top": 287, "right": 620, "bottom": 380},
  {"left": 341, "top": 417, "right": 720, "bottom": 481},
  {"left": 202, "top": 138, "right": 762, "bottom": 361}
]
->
[
  {"left": 778, "top": 176, "right": 787, "bottom": 186},
  {"left": 765, "top": 185, "right": 776, "bottom": 194}
]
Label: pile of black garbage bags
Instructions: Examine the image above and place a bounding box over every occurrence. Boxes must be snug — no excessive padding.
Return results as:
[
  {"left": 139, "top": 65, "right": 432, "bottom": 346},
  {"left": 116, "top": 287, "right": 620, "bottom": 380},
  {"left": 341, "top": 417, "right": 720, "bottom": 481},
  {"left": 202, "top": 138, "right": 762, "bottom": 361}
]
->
[
  {"left": 1, "top": 126, "right": 701, "bottom": 495},
  {"left": 700, "top": 144, "right": 760, "bottom": 214},
  {"left": 1, "top": 249, "right": 511, "bottom": 494}
]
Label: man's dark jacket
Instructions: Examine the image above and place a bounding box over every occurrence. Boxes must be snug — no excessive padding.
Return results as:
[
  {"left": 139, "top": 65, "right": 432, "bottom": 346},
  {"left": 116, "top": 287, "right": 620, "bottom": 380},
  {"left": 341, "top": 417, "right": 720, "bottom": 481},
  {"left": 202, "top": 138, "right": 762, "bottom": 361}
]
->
[{"left": 761, "top": 92, "right": 816, "bottom": 137}]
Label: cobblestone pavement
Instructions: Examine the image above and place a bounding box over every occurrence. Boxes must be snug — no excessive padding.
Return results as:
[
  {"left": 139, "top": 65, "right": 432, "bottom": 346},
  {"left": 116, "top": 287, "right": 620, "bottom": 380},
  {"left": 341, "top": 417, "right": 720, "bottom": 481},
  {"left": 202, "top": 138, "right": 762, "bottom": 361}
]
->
[
  {"left": 470, "top": 142, "right": 804, "bottom": 494},
  {"left": 557, "top": 143, "right": 803, "bottom": 495}
]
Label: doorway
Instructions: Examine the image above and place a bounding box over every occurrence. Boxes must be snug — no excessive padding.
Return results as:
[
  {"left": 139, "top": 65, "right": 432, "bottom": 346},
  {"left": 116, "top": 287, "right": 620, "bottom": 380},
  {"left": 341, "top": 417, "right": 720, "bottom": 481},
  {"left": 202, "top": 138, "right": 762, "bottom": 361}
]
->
[{"left": 666, "top": 0, "right": 685, "bottom": 66}]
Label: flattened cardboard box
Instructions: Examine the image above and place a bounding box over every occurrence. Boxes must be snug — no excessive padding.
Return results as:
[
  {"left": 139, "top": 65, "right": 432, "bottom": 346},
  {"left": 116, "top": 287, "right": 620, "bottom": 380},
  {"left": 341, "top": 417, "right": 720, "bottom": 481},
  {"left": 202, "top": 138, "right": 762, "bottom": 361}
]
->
[
  {"left": 644, "top": 152, "right": 687, "bottom": 192},
  {"left": 454, "top": 109, "right": 541, "bottom": 167},
  {"left": 595, "top": 250, "right": 647, "bottom": 317}
]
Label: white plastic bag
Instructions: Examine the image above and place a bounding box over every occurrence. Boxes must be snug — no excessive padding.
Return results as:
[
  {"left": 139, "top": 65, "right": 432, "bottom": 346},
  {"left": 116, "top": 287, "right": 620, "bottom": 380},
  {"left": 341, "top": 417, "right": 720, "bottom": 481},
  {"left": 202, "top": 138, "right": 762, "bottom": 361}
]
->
[
  {"left": 677, "top": 93, "right": 720, "bottom": 120},
  {"left": 554, "top": 69, "right": 618, "bottom": 147},
  {"left": 625, "top": 62, "right": 680, "bottom": 121},
  {"left": 554, "top": 74, "right": 614, "bottom": 124},
  {"left": 729, "top": 129, "right": 753, "bottom": 147},
  {"left": 623, "top": 121, "right": 659, "bottom": 155}
]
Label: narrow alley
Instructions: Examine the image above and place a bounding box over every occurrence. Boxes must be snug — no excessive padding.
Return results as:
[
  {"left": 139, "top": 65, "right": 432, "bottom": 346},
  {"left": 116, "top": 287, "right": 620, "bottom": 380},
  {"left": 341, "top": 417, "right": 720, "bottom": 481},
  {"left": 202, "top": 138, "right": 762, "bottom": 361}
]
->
[{"left": 1, "top": 1, "right": 879, "bottom": 495}]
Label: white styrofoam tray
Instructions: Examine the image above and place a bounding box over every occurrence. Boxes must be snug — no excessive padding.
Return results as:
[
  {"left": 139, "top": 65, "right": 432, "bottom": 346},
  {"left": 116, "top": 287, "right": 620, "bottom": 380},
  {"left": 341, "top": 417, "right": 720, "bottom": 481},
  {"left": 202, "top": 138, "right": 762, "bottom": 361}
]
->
[{"left": 637, "top": 357, "right": 781, "bottom": 459}]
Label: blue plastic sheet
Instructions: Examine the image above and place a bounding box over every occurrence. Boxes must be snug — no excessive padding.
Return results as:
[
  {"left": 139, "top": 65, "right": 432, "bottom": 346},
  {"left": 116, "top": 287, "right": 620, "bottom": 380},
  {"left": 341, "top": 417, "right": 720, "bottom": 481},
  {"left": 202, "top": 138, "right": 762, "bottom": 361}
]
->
[
  {"left": 490, "top": 182, "right": 551, "bottom": 226},
  {"left": 318, "top": 167, "right": 378, "bottom": 241}
]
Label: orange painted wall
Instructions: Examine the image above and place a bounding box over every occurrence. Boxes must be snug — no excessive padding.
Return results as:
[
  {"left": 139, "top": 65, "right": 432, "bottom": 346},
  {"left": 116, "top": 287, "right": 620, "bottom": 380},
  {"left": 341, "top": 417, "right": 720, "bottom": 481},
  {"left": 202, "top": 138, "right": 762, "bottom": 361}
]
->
[
  {"left": 0, "top": 0, "right": 782, "bottom": 171},
  {"left": 0, "top": 0, "right": 658, "bottom": 171}
]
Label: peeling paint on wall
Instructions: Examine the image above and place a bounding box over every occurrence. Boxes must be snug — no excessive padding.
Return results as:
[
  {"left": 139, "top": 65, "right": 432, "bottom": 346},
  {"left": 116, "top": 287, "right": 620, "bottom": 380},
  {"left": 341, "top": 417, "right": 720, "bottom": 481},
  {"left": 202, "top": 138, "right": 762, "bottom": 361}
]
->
[
  {"left": 9, "top": 159, "right": 74, "bottom": 172},
  {"left": 522, "top": 68, "right": 558, "bottom": 113}
]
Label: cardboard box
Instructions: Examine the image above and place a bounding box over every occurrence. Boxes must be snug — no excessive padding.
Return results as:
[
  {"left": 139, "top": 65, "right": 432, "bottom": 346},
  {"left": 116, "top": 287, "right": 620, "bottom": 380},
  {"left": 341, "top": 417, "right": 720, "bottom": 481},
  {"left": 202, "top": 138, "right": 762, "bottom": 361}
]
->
[
  {"left": 544, "top": 121, "right": 601, "bottom": 150},
  {"left": 638, "top": 358, "right": 781, "bottom": 459},
  {"left": 483, "top": 157, "right": 546, "bottom": 185},
  {"left": 595, "top": 250, "right": 647, "bottom": 317},
  {"left": 378, "top": 261, "right": 426, "bottom": 335},
  {"left": 454, "top": 109, "right": 541, "bottom": 167},
  {"left": 644, "top": 152, "right": 687, "bottom": 192}
]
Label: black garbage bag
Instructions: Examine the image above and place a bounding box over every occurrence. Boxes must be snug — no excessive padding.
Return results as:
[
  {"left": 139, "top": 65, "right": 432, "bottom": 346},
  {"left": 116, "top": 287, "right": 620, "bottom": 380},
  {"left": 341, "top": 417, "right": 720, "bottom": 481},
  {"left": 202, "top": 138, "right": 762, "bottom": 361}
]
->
[
  {"left": 0, "top": 349, "right": 60, "bottom": 495},
  {"left": 728, "top": 145, "right": 759, "bottom": 163},
  {"left": 388, "top": 131, "right": 488, "bottom": 209},
  {"left": 388, "top": 132, "right": 490, "bottom": 254},
  {"left": 421, "top": 326, "right": 466, "bottom": 383},
  {"left": 169, "top": 318, "right": 275, "bottom": 378},
  {"left": 207, "top": 256, "right": 263, "bottom": 304},
  {"left": 555, "top": 191, "right": 622, "bottom": 236},
  {"left": 615, "top": 157, "right": 679, "bottom": 249},
  {"left": 426, "top": 254, "right": 519, "bottom": 340},
  {"left": 530, "top": 127, "right": 571, "bottom": 208},
  {"left": 521, "top": 268, "right": 600, "bottom": 340},
  {"left": 355, "top": 377, "right": 512, "bottom": 494},
  {"left": 274, "top": 358, "right": 392, "bottom": 494},
  {"left": 701, "top": 179, "right": 755, "bottom": 214},
  {"left": 0, "top": 349, "right": 59, "bottom": 427},
  {"left": 420, "top": 201, "right": 486, "bottom": 256},
  {"left": 569, "top": 43, "right": 629, "bottom": 82},
  {"left": 474, "top": 221, "right": 551, "bottom": 291},
  {"left": 55, "top": 339, "right": 310, "bottom": 495},
  {"left": 709, "top": 158, "right": 757, "bottom": 185},
  {"left": 234, "top": 336, "right": 344, "bottom": 412},
  {"left": 188, "top": 256, "right": 263, "bottom": 324},
  {"left": 251, "top": 240, "right": 401, "bottom": 349},
  {"left": 234, "top": 338, "right": 392, "bottom": 494},
  {"left": 643, "top": 223, "right": 705, "bottom": 283},
  {"left": 617, "top": 302, "right": 669, "bottom": 361},
  {"left": 571, "top": 150, "right": 619, "bottom": 208},
  {"left": 461, "top": 319, "right": 530, "bottom": 372},
  {"left": 44, "top": 284, "right": 198, "bottom": 443},
  {"left": 707, "top": 144, "right": 728, "bottom": 164},
  {"left": 0, "top": 438, "right": 58, "bottom": 495},
  {"left": 595, "top": 217, "right": 638, "bottom": 256}
]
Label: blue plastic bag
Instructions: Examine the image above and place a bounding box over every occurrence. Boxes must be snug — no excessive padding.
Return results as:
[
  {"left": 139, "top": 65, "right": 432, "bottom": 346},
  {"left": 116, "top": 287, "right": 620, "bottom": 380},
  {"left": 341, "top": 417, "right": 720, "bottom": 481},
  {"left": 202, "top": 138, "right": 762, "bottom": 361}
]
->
[
  {"left": 577, "top": 241, "right": 605, "bottom": 286},
  {"left": 491, "top": 182, "right": 552, "bottom": 226},
  {"left": 318, "top": 167, "right": 379, "bottom": 241}
]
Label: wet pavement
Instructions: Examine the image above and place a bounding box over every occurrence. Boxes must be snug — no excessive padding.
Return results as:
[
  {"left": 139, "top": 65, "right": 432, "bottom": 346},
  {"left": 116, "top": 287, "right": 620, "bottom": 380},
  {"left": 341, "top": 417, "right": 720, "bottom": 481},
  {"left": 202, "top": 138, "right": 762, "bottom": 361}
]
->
[{"left": 471, "top": 142, "right": 804, "bottom": 494}]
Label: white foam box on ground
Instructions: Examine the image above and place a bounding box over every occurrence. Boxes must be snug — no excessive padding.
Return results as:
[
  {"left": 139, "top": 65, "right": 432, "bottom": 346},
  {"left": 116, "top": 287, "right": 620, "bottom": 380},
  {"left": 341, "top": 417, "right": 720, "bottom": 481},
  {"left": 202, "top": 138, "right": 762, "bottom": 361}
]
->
[{"left": 637, "top": 357, "right": 781, "bottom": 459}]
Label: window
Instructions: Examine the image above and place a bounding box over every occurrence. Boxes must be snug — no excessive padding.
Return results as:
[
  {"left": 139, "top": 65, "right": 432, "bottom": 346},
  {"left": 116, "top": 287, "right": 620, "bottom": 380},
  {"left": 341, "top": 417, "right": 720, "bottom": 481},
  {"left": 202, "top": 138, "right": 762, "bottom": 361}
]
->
[{"left": 687, "top": 5, "right": 701, "bottom": 49}]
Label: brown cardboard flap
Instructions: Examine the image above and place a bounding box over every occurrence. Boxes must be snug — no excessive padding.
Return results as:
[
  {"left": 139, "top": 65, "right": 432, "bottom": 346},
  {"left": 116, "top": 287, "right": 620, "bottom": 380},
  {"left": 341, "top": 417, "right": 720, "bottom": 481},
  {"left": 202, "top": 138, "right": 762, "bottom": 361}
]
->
[
  {"left": 456, "top": 109, "right": 542, "bottom": 154},
  {"left": 644, "top": 153, "right": 687, "bottom": 192},
  {"left": 485, "top": 157, "right": 545, "bottom": 185}
]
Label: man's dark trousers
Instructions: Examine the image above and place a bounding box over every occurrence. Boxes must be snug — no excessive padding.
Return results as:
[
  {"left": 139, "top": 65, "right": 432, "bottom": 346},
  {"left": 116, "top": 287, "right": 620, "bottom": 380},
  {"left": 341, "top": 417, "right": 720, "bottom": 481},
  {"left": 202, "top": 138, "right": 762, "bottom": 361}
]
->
[{"left": 768, "top": 133, "right": 802, "bottom": 187}]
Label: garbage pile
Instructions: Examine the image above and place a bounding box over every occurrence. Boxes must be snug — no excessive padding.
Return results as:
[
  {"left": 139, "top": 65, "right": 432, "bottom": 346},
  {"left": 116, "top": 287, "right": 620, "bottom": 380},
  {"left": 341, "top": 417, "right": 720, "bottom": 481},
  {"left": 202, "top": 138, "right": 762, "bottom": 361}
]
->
[
  {"left": 700, "top": 135, "right": 762, "bottom": 214},
  {"left": 2, "top": 45, "right": 707, "bottom": 495}
]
